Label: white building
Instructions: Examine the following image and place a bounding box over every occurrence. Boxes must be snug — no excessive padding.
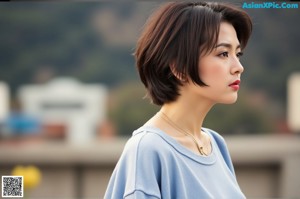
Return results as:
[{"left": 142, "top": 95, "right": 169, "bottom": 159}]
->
[
  {"left": 0, "top": 82, "right": 10, "bottom": 122},
  {"left": 18, "top": 77, "right": 107, "bottom": 144},
  {"left": 288, "top": 72, "right": 300, "bottom": 133}
]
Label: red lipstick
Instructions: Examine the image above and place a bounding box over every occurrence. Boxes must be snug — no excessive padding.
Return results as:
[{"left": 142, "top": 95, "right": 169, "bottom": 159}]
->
[{"left": 229, "top": 80, "right": 240, "bottom": 91}]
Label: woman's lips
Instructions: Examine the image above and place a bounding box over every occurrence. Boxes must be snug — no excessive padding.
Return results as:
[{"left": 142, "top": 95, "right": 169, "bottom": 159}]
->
[{"left": 229, "top": 80, "right": 240, "bottom": 91}]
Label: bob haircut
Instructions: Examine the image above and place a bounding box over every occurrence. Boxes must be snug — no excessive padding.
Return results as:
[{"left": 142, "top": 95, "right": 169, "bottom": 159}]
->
[{"left": 135, "top": 1, "right": 252, "bottom": 106}]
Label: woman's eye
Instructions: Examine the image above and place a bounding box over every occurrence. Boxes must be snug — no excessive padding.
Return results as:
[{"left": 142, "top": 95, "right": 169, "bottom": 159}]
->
[
  {"left": 219, "top": 52, "right": 229, "bottom": 57},
  {"left": 237, "top": 52, "right": 244, "bottom": 59}
]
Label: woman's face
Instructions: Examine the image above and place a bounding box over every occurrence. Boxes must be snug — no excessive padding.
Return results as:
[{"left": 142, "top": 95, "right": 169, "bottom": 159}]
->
[{"left": 184, "top": 22, "right": 244, "bottom": 105}]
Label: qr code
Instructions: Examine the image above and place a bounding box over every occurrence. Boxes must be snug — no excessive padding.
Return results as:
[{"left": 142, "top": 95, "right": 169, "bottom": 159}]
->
[{"left": 2, "top": 176, "right": 23, "bottom": 197}]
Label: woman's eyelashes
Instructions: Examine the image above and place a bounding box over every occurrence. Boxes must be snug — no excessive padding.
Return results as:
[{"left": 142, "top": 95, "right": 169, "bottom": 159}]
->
[
  {"left": 236, "top": 52, "right": 244, "bottom": 59},
  {"left": 219, "top": 52, "right": 229, "bottom": 58},
  {"left": 218, "top": 51, "right": 244, "bottom": 59}
]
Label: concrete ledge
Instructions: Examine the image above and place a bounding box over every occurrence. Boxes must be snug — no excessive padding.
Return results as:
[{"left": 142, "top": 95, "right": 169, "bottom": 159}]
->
[
  {"left": 1, "top": 134, "right": 299, "bottom": 165},
  {"left": 0, "top": 138, "right": 127, "bottom": 165},
  {"left": 226, "top": 134, "right": 300, "bottom": 164}
]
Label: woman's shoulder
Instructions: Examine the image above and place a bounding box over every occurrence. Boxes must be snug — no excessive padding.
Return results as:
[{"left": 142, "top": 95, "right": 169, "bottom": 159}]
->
[{"left": 124, "top": 126, "right": 172, "bottom": 156}]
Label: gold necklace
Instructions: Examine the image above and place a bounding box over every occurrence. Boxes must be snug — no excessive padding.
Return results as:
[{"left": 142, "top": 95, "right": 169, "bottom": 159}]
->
[{"left": 159, "top": 112, "right": 209, "bottom": 156}]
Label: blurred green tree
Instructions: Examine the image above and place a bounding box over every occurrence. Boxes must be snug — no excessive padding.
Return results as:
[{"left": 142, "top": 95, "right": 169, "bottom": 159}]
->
[
  {"left": 0, "top": 2, "right": 299, "bottom": 135},
  {"left": 108, "top": 82, "right": 159, "bottom": 136}
]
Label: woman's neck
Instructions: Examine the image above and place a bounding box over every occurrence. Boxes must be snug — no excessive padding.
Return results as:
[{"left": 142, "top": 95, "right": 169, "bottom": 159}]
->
[{"left": 160, "top": 95, "right": 214, "bottom": 139}]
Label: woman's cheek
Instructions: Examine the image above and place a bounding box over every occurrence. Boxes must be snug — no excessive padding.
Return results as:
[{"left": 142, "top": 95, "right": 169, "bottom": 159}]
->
[{"left": 201, "top": 64, "right": 224, "bottom": 84}]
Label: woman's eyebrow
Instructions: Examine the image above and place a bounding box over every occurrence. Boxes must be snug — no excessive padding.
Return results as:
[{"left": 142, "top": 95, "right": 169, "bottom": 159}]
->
[{"left": 215, "top": 43, "right": 241, "bottom": 50}]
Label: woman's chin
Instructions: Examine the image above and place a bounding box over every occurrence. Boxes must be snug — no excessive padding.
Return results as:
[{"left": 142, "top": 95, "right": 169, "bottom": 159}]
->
[{"left": 219, "top": 96, "right": 238, "bottom": 104}]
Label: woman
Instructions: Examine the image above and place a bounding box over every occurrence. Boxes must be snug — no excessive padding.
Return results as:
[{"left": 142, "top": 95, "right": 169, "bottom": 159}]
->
[{"left": 105, "top": 1, "right": 252, "bottom": 199}]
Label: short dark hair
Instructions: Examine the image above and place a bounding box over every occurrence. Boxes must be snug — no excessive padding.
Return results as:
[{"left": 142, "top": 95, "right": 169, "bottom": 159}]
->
[{"left": 134, "top": 2, "right": 252, "bottom": 105}]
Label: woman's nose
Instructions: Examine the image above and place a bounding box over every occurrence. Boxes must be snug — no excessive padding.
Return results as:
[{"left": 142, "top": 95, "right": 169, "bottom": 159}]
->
[{"left": 231, "top": 58, "right": 244, "bottom": 75}]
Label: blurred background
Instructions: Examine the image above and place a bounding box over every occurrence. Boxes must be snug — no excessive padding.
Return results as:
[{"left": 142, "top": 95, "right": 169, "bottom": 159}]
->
[{"left": 0, "top": 1, "right": 299, "bottom": 199}]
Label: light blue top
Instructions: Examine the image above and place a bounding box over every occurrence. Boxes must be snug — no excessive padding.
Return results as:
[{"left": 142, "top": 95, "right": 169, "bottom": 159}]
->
[{"left": 104, "top": 126, "right": 245, "bottom": 199}]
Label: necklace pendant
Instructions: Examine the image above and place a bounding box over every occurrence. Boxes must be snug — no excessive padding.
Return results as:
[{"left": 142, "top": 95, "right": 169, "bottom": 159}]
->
[{"left": 199, "top": 146, "right": 204, "bottom": 155}]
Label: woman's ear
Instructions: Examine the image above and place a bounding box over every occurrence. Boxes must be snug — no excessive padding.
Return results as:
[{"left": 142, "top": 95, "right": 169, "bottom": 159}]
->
[{"left": 169, "top": 61, "right": 187, "bottom": 82}]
